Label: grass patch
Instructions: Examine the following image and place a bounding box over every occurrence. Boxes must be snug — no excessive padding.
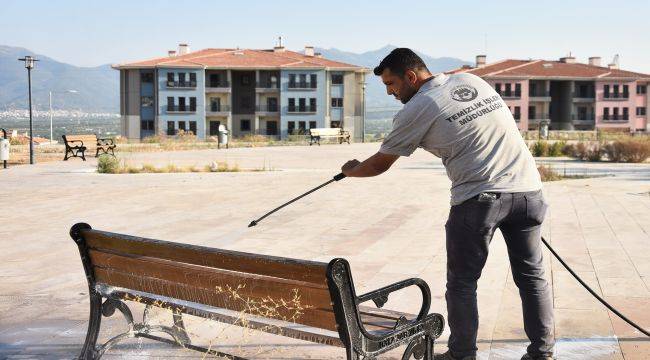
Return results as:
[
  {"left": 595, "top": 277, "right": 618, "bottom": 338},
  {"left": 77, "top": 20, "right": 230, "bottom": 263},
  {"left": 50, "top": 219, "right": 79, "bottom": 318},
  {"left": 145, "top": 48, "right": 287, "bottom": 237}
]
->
[{"left": 96, "top": 158, "right": 264, "bottom": 174}]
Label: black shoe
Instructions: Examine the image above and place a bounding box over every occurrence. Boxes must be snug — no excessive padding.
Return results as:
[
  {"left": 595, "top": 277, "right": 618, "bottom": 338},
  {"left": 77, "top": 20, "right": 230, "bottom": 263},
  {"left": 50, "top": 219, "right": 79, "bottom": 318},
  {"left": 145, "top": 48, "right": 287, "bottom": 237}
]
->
[
  {"left": 521, "top": 354, "right": 553, "bottom": 360},
  {"left": 433, "top": 351, "right": 476, "bottom": 360}
]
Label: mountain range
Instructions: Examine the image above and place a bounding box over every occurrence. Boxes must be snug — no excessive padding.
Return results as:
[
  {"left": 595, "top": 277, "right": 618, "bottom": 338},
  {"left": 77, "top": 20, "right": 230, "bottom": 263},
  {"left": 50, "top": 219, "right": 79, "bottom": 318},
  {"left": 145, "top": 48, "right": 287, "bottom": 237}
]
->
[{"left": 0, "top": 44, "right": 470, "bottom": 112}]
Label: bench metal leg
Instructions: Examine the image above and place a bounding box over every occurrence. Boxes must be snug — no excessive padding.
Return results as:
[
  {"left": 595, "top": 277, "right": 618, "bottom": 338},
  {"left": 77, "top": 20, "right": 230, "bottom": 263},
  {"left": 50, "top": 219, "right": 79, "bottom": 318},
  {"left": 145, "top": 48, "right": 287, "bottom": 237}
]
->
[{"left": 79, "top": 292, "right": 102, "bottom": 359}]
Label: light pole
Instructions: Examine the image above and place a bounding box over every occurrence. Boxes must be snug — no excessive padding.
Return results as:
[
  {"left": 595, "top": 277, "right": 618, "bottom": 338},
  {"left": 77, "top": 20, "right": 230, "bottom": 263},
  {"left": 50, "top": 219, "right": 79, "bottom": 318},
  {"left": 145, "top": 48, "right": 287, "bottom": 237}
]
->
[
  {"left": 361, "top": 82, "right": 366, "bottom": 143},
  {"left": 18, "top": 55, "right": 39, "bottom": 164},
  {"left": 50, "top": 90, "right": 78, "bottom": 144}
]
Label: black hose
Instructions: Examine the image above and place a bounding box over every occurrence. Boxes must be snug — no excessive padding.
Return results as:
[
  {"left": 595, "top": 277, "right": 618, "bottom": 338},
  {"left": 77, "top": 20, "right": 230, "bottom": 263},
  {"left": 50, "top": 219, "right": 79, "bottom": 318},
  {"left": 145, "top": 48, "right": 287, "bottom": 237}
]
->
[
  {"left": 541, "top": 236, "right": 649, "bottom": 337},
  {"left": 248, "top": 173, "right": 346, "bottom": 227}
]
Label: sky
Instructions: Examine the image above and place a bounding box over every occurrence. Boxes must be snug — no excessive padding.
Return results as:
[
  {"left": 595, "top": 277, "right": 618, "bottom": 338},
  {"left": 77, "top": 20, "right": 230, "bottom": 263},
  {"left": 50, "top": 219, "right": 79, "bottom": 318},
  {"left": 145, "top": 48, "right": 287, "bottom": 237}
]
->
[{"left": 3, "top": 0, "right": 650, "bottom": 72}]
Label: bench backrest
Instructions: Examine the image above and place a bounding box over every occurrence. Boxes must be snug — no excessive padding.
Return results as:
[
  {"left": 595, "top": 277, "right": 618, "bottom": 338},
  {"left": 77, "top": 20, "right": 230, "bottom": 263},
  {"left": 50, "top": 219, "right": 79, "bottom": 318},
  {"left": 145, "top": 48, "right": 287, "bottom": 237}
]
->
[
  {"left": 75, "top": 226, "right": 338, "bottom": 331},
  {"left": 310, "top": 128, "right": 342, "bottom": 137},
  {"left": 63, "top": 134, "right": 98, "bottom": 150}
]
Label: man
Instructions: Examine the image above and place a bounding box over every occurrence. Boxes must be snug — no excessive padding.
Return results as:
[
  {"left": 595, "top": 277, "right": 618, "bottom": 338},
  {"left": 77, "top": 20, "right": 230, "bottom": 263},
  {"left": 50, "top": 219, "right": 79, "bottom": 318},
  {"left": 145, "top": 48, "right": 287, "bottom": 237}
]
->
[{"left": 340, "top": 48, "right": 554, "bottom": 360}]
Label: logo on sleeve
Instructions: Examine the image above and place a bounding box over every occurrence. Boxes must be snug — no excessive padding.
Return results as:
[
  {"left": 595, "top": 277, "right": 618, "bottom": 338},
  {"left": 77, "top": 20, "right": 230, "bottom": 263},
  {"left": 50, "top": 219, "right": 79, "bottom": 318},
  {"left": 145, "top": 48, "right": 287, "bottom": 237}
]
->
[{"left": 450, "top": 84, "right": 478, "bottom": 102}]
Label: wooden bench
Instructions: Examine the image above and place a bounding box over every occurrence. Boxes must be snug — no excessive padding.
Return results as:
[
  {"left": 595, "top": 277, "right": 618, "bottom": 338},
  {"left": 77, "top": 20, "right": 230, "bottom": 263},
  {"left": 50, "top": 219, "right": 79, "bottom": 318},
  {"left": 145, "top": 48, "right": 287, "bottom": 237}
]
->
[
  {"left": 309, "top": 128, "right": 351, "bottom": 145},
  {"left": 70, "top": 223, "right": 444, "bottom": 359},
  {"left": 62, "top": 134, "right": 116, "bottom": 161}
]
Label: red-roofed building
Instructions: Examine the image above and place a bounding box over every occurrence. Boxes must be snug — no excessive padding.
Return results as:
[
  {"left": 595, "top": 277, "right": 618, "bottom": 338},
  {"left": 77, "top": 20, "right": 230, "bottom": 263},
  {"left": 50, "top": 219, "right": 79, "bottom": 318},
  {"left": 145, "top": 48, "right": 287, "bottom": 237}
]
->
[
  {"left": 448, "top": 55, "right": 650, "bottom": 132},
  {"left": 112, "top": 43, "right": 369, "bottom": 141}
]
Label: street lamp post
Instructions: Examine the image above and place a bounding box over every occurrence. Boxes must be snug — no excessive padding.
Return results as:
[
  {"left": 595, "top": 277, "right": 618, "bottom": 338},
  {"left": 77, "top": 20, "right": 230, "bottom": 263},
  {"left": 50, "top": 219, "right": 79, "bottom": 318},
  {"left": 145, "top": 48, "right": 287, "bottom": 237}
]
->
[
  {"left": 18, "top": 56, "right": 39, "bottom": 164},
  {"left": 49, "top": 90, "right": 78, "bottom": 144}
]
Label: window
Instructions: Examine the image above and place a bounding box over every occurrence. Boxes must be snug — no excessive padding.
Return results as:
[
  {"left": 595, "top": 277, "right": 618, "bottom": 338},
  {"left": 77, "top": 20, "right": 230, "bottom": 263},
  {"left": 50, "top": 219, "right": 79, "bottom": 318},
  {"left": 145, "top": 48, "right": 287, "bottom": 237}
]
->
[
  {"left": 331, "top": 98, "right": 343, "bottom": 107},
  {"left": 167, "top": 97, "right": 174, "bottom": 111},
  {"left": 267, "top": 97, "right": 278, "bottom": 112},
  {"left": 529, "top": 83, "right": 537, "bottom": 96},
  {"left": 189, "top": 73, "right": 196, "bottom": 86},
  {"left": 210, "top": 98, "right": 221, "bottom": 112},
  {"left": 623, "top": 107, "right": 629, "bottom": 120},
  {"left": 299, "top": 74, "right": 307, "bottom": 87},
  {"left": 309, "top": 121, "right": 317, "bottom": 129},
  {"left": 167, "top": 72, "right": 174, "bottom": 86},
  {"left": 289, "top": 74, "right": 296, "bottom": 87},
  {"left": 189, "top": 121, "right": 197, "bottom": 135},
  {"left": 637, "top": 107, "right": 647, "bottom": 116},
  {"left": 637, "top": 85, "right": 647, "bottom": 94},
  {"left": 613, "top": 107, "right": 619, "bottom": 120},
  {"left": 331, "top": 74, "right": 343, "bottom": 85},
  {"left": 604, "top": 85, "right": 610, "bottom": 98},
  {"left": 141, "top": 96, "right": 153, "bottom": 107},
  {"left": 178, "top": 121, "right": 186, "bottom": 131},
  {"left": 528, "top": 106, "right": 536, "bottom": 119},
  {"left": 513, "top": 106, "right": 521, "bottom": 120},
  {"left": 141, "top": 120, "right": 154, "bottom": 131},
  {"left": 240, "top": 119, "right": 251, "bottom": 131},
  {"left": 141, "top": 72, "right": 153, "bottom": 83},
  {"left": 623, "top": 85, "right": 629, "bottom": 98},
  {"left": 178, "top": 97, "right": 186, "bottom": 111},
  {"left": 613, "top": 84, "right": 620, "bottom": 97},
  {"left": 178, "top": 72, "right": 186, "bottom": 86},
  {"left": 505, "top": 84, "right": 512, "bottom": 97},
  {"left": 309, "top": 98, "right": 317, "bottom": 111},
  {"left": 167, "top": 121, "right": 175, "bottom": 135},
  {"left": 288, "top": 121, "right": 295, "bottom": 134},
  {"left": 298, "top": 98, "right": 306, "bottom": 112},
  {"left": 310, "top": 74, "right": 317, "bottom": 88},
  {"left": 288, "top": 98, "right": 296, "bottom": 111},
  {"left": 210, "top": 74, "right": 221, "bottom": 87},
  {"left": 603, "top": 107, "right": 610, "bottom": 120},
  {"left": 515, "top": 84, "right": 521, "bottom": 97},
  {"left": 189, "top": 97, "right": 196, "bottom": 112},
  {"left": 495, "top": 83, "right": 502, "bottom": 95},
  {"left": 298, "top": 121, "right": 306, "bottom": 134}
]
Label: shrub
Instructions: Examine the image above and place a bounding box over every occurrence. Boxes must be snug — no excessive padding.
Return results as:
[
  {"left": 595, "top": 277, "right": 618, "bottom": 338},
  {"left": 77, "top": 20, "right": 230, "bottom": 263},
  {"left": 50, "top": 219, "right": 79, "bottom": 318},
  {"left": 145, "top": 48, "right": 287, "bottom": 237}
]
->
[
  {"left": 602, "top": 139, "right": 650, "bottom": 163},
  {"left": 585, "top": 143, "right": 603, "bottom": 162},
  {"left": 562, "top": 143, "right": 575, "bottom": 157},
  {"left": 97, "top": 155, "right": 120, "bottom": 173},
  {"left": 531, "top": 141, "right": 549, "bottom": 157},
  {"left": 548, "top": 141, "right": 565, "bottom": 157},
  {"left": 537, "top": 165, "right": 562, "bottom": 182}
]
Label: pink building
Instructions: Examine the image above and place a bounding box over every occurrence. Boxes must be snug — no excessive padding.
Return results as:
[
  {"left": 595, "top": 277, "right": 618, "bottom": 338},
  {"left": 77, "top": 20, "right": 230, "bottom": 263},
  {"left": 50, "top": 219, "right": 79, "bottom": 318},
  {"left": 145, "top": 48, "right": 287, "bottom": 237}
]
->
[{"left": 448, "top": 56, "right": 650, "bottom": 132}]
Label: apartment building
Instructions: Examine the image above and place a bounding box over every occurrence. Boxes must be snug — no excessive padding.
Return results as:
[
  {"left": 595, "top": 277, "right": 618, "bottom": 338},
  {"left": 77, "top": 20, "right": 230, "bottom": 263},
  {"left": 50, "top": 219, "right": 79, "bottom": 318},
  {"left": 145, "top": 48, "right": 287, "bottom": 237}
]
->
[
  {"left": 448, "top": 55, "right": 650, "bottom": 132},
  {"left": 113, "top": 44, "right": 368, "bottom": 141}
]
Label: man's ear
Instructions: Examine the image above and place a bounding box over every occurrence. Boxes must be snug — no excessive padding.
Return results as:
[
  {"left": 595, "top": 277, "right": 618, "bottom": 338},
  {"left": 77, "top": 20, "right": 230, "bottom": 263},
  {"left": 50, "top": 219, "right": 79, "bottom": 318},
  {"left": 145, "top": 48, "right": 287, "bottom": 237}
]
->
[{"left": 405, "top": 70, "right": 418, "bottom": 85}]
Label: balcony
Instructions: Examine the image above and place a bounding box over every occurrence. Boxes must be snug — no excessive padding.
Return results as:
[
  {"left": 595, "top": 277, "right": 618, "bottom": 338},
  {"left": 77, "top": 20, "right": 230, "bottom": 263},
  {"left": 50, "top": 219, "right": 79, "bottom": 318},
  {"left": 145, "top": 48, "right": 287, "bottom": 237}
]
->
[
  {"left": 255, "top": 81, "right": 280, "bottom": 93},
  {"left": 572, "top": 92, "right": 595, "bottom": 102},
  {"left": 166, "top": 81, "right": 197, "bottom": 89},
  {"left": 571, "top": 114, "right": 595, "bottom": 126},
  {"left": 601, "top": 114, "right": 629, "bottom": 122},
  {"left": 499, "top": 91, "right": 521, "bottom": 99},
  {"left": 167, "top": 105, "right": 196, "bottom": 113},
  {"left": 205, "top": 104, "right": 231, "bottom": 116},
  {"left": 603, "top": 93, "right": 629, "bottom": 101},
  {"left": 255, "top": 105, "right": 279, "bottom": 114},
  {"left": 205, "top": 81, "right": 231, "bottom": 93},
  {"left": 288, "top": 82, "right": 317, "bottom": 90},
  {"left": 529, "top": 91, "right": 551, "bottom": 102},
  {"left": 287, "top": 105, "right": 317, "bottom": 113}
]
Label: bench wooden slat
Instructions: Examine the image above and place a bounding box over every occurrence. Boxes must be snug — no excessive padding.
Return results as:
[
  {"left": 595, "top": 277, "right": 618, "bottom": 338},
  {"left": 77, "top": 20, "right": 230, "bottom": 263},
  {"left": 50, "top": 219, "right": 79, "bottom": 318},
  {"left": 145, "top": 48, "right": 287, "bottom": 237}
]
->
[
  {"left": 88, "top": 249, "right": 333, "bottom": 309},
  {"left": 64, "top": 135, "right": 99, "bottom": 150},
  {"left": 93, "top": 267, "right": 339, "bottom": 331},
  {"left": 84, "top": 229, "right": 329, "bottom": 285}
]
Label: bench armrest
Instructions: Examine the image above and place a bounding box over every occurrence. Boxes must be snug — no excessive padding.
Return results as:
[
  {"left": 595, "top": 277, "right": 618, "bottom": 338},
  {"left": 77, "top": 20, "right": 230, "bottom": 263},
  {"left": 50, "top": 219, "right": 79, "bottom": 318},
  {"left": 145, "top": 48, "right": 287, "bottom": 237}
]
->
[
  {"left": 67, "top": 139, "right": 84, "bottom": 147},
  {"left": 97, "top": 138, "right": 115, "bottom": 146},
  {"left": 357, "top": 278, "right": 431, "bottom": 321}
]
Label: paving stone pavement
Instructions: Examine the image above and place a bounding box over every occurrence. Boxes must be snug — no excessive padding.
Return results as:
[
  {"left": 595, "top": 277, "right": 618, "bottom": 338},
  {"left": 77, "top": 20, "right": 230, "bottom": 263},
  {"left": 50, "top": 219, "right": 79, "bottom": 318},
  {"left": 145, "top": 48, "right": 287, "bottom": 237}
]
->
[{"left": 1, "top": 143, "right": 649, "bottom": 359}]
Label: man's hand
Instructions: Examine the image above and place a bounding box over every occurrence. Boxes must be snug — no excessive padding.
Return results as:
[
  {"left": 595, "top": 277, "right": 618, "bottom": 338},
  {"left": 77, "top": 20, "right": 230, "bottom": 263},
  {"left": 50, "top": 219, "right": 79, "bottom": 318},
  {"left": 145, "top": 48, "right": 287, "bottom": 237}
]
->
[
  {"left": 341, "top": 159, "right": 361, "bottom": 176},
  {"left": 340, "top": 152, "right": 399, "bottom": 178}
]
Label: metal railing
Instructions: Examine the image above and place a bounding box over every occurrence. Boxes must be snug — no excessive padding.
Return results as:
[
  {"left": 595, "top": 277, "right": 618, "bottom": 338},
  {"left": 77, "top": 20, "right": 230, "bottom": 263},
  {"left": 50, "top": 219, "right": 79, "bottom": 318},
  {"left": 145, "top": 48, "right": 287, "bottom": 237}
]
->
[
  {"left": 572, "top": 92, "right": 595, "bottom": 98},
  {"left": 603, "top": 93, "right": 629, "bottom": 99},
  {"left": 166, "top": 81, "right": 197, "bottom": 88},
  {"left": 287, "top": 105, "right": 317, "bottom": 113},
  {"left": 529, "top": 91, "right": 550, "bottom": 97},
  {"left": 500, "top": 92, "right": 521, "bottom": 99},
  {"left": 256, "top": 81, "right": 280, "bottom": 89},
  {"left": 167, "top": 105, "right": 197, "bottom": 112},
  {"left": 256, "top": 105, "right": 279, "bottom": 112},
  {"left": 602, "top": 114, "right": 629, "bottom": 121},
  {"left": 571, "top": 114, "right": 595, "bottom": 121},
  {"left": 529, "top": 113, "right": 550, "bottom": 120},
  {"left": 206, "top": 80, "right": 230, "bottom": 88},
  {"left": 206, "top": 105, "right": 231, "bottom": 112},
  {"left": 288, "top": 82, "right": 317, "bottom": 89}
]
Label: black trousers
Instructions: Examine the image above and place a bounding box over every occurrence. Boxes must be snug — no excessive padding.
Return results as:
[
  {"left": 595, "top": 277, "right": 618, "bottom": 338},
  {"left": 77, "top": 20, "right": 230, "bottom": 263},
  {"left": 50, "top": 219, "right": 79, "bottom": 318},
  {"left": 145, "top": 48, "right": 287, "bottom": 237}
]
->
[{"left": 445, "top": 190, "right": 555, "bottom": 357}]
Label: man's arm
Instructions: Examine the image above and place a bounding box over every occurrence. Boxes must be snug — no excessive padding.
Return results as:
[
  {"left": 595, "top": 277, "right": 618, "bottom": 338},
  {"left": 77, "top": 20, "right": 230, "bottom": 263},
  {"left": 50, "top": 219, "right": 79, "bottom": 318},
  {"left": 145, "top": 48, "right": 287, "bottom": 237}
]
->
[{"left": 341, "top": 152, "right": 399, "bottom": 177}]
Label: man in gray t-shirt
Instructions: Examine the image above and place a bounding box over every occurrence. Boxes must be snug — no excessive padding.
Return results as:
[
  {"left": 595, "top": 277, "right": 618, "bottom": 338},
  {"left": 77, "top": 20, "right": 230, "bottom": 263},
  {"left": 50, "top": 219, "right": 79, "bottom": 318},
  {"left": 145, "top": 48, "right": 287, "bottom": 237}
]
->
[{"left": 341, "top": 48, "right": 554, "bottom": 360}]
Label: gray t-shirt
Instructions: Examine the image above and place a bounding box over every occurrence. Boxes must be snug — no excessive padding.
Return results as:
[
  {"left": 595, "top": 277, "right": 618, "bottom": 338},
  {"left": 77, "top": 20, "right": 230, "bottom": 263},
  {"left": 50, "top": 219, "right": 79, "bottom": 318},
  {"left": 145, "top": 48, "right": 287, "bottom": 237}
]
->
[{"left": 379, "top": 72, "right": 542, "bottom": 205}]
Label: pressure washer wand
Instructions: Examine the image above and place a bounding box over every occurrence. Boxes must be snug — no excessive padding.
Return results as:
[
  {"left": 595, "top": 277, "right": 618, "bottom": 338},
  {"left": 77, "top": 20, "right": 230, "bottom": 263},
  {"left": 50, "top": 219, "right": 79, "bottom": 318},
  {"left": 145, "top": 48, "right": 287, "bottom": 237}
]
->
[{"left": 248, "top": 173, "right": 346, "bottom": 227}]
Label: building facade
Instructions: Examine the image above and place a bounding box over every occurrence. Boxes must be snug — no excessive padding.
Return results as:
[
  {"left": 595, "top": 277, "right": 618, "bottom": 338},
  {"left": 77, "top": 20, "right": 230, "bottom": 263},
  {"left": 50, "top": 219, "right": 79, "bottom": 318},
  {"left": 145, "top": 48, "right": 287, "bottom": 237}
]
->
[
  {"left": 449, "top": 56, "right": 650, "bottom": 132},
  {"left": 113, "top": 44, "right": 368, "bottom": 141}
]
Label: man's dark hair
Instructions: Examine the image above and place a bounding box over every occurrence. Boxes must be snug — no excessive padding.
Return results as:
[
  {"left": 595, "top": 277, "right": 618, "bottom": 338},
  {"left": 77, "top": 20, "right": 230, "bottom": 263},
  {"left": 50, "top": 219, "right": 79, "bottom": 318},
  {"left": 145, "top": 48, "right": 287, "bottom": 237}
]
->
[{"left": 373, "top": 48, "right": 430, "bottom": 77}]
